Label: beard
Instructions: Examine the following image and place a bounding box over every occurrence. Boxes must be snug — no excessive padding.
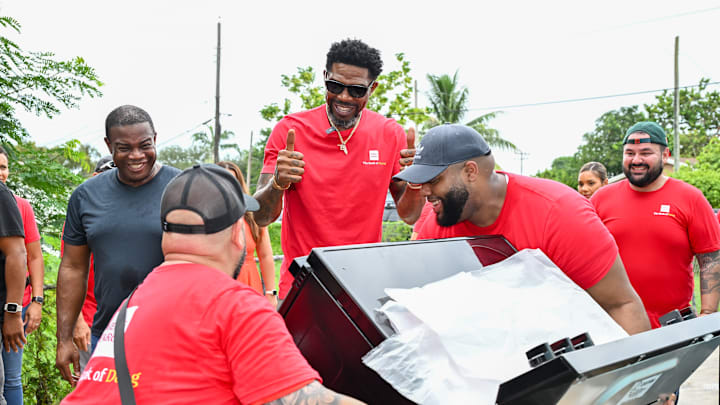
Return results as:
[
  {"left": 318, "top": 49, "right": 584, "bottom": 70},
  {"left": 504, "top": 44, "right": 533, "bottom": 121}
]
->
[
  {"left": 328, "top": 101, "right": 360, "bottom": 129},
  {"left": 623, "top": 161, "right": 664, "bottom": 188},
  {"left": 436, "top": 185, "right": 470, "bottom": 227}
]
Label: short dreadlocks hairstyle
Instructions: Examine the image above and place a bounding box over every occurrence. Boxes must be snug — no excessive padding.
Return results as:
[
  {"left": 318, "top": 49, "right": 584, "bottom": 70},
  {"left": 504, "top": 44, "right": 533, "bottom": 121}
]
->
[
  {"left": 326, "top": 39, "right": 383, "bottom": 81},
  {"left": 105, "top": 105, "right": 156, "bottom": 140}
]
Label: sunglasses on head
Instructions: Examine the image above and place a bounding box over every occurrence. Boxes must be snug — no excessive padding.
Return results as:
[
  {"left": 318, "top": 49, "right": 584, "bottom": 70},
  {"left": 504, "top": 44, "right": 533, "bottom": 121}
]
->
[{"left": 325, "top": 79, "right": 373, "bottom": 98}]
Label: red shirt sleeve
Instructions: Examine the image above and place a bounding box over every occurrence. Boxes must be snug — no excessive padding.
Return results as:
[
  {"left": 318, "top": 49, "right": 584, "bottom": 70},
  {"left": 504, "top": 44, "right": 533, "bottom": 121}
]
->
[
  {"left": 219, "top": 289, "right": 320, "bottom": 404},
  {"left": 687, "top": 187, "right": 720, "bottom": 254},
  {"left": 15, "top": 196, "right": 40, "bottom": 244},
  {"left": 388, "top": 120, "right": 405, "bottom": 177},
  {"left": 542, "top": 196, "right": 618, "bottom": 289}
]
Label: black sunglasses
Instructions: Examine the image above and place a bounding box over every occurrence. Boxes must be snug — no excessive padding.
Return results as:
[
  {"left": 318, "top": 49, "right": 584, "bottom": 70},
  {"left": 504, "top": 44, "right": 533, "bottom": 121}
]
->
[{"left": 325, "top": 79, "right": 373, "bottom": 98}]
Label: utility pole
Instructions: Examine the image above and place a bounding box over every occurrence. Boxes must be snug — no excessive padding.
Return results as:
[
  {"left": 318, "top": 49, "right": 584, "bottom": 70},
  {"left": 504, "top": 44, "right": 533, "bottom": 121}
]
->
[
  {"left": 413, "top": 80, "right": 418, "bottom": 129},
  {"left": 247, "top": 130, "right": 253, "bottom": 187},
  {"left": 515, "top": 150, "right": 529, "bottom": 175},
  {"left": 673, "top": 36, "right": 680, "bottom": 172},
  {"left": 213, "top": 20, "right": 222, "bottom": 163}
]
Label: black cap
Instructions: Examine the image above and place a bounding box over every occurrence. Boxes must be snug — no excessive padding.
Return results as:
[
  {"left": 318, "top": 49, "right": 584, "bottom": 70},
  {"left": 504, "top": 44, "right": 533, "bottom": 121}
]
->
[
  {"left": 160, "top": 164, "right": 260, "bottom": 234},
  {"left": 94, "top": 155, "right": 114, "bottom": 173},
  {"left": 393, "top": 124, "right": 491, "bottom": 184}
]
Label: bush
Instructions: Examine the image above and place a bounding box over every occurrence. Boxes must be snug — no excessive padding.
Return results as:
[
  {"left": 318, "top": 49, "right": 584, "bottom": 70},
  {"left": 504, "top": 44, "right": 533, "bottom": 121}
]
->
[
  {"left": 266, "top": 221, "right": 413, "bottom": 255},
  {"left": 671, "top": 168, "right": 720, "bottom": 208},
  {"left": 382, "top": 221, "right": 413, "bottom": 242},
  {"left": 23, "top": 235, "right": 72, "bottom": 404},
  {"left": 267, "top": 222, "right": 282, "bottom": 256},
  {"left": 22, "top": 288, "right": 72, "bottom": 404}
]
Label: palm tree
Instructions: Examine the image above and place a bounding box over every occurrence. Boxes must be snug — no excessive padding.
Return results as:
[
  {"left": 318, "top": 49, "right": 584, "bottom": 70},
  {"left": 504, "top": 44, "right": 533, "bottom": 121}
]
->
[
  {"left": 426, "top": 71, "right": 518, "bottom": 152},
  {"left": 191, "top": 126, "right": 240, "bottom": 162},
  {"left": 427, "top": 71, "right": 468, "bottom": 124}
]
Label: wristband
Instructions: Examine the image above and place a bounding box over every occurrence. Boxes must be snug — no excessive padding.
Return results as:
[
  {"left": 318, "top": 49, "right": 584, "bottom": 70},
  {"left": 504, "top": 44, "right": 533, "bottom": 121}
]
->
[
  {"left": 265, "top": 289, "right": 278, "bottom": 296},
  {"left": 406, "top": 182, "right": 422, "bottom": 190},
  {"left": 32, "top": 296, "right": 44, "bottom": 305},
  {"left": 271, "top": 175, "right": 290, "bottom": 191}
]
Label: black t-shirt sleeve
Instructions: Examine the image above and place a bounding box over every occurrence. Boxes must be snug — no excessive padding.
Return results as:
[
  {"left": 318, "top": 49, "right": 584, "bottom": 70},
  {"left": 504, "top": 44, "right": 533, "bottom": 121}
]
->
[
  {"left": 63, "top": 187, "right": 87, "bottom": 245},
  {"left": 0, "top": 186, "right": 23, "bottom": 239}
]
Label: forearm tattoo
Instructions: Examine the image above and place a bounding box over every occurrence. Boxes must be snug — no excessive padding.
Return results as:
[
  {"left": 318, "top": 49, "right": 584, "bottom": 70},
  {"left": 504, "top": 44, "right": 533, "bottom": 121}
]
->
[
  {"left": 265, "top": 381, "right": 359, "bottom": 405},
  {"left": 697, "top": 250, "right": 720, "bottom": 295}
]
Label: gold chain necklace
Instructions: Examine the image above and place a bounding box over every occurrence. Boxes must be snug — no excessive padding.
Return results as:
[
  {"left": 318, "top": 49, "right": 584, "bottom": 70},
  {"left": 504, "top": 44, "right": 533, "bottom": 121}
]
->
[{"left": 326, "top": 105, "right": 362, "bottom": 155}]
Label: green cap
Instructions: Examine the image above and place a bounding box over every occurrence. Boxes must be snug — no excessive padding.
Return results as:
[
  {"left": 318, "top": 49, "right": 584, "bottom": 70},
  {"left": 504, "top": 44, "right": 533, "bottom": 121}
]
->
[{"left": 622, "top": 122, "right": 668, "bottom": 146}]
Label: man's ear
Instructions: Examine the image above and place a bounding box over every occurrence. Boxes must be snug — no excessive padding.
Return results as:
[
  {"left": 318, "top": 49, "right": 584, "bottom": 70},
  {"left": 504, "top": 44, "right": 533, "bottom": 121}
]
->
[
  {"left": 104, "top": 137, "right": 112, "bottom": 154},
  {"left": 369, "top": 81, "right": 379, "bottom": 96},
  {"left": 230, "top": 218, "right": 245, "bottom": 250},
  {"left": 463, "top": 160, "right": 480, "bottom": 182}
]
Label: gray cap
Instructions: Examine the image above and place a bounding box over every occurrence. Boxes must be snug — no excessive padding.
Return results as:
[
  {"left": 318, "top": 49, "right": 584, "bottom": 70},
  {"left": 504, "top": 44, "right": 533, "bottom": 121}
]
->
[
  {"left": 94, "top": 155, "right": 114, "bottom": 173},
  {"left": 393, "top": 124, "right": 491, "bottom": 184},
  {"left": 160, "top": 164, "right": 259, "bottom": 234}
]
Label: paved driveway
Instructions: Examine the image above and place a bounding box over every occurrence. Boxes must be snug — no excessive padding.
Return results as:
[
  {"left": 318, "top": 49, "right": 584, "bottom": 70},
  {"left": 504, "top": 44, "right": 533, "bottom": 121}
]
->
[{"left": 679, "top": 347, "right": 719, "bottom": 404}]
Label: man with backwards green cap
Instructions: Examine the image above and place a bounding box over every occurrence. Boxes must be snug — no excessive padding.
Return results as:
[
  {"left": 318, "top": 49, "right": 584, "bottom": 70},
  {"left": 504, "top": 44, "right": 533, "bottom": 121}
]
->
[{"left": 591, "top": 121, "right": 720, "bottom": 329}]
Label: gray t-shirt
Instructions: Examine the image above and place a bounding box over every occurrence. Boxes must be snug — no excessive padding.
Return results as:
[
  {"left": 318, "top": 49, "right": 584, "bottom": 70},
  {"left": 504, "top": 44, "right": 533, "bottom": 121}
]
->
[{"left": 63, "top": 165, "right": 181, "bottom": 336}]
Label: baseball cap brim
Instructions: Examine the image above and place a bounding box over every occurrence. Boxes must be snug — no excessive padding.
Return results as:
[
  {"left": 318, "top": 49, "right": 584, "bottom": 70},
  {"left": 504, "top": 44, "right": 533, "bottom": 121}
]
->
[
  {"left": 243, "top": 194, "right": 260, "bottom": 212},
  {"left": 393, "top": 164, "right": 448, "bottom": 184}
]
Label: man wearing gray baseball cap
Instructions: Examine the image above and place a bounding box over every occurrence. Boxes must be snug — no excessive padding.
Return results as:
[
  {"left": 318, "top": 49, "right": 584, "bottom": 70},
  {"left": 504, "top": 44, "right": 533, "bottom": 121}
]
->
[
  {"left": 396, "top": 124, "right": 651, "bottom": 335},
  {"left": 61, "top": 164, "right": 364, "bottom": 404}
]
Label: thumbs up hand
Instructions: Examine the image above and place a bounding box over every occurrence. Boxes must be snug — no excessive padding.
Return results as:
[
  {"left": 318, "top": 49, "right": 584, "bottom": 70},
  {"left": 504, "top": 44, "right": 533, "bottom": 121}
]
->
[
  {"left": 399, "top": 127, "right": 416, "bottom": 168},
  {"left": 274, "top": 129, "right": 305, "bottom": 190}
]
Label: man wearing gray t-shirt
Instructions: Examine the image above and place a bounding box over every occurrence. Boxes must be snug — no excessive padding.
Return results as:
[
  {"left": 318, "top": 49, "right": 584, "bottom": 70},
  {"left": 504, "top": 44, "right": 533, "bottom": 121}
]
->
[{"left": 55, "top": 105, "right": 180, "bottom": 386}]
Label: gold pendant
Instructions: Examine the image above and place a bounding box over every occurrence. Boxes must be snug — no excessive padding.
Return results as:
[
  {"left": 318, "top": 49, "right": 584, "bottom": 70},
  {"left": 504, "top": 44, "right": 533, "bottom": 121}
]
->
[{"left": 338, "top": 143, "right": 348, "bottom": 155}]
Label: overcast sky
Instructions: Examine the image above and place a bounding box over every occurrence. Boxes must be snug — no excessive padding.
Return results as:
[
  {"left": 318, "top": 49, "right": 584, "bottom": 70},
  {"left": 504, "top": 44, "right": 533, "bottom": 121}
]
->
[{"left": 2, "top": 0, "right": 719, "bottom": 175}]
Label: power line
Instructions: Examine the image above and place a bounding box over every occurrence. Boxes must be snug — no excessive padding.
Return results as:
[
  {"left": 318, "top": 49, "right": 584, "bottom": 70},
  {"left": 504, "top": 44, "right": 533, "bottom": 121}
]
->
[
  {"left": 157, "top": 118, "right": 212, "bottom": 147},
  {"left": 396, "top": 81, "right": 720, "bottom": 116}
]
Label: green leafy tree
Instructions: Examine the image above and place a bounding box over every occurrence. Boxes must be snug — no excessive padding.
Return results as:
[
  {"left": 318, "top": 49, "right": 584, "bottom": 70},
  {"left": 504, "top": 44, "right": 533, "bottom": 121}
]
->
[
  {"left": 671, "top": 137, "right": 720, "bottom": 207},
  {"left": 1, "top": 16, "right": 103, "bottom": 403},
  {"left": 158, "top": 126, "right": 241, "bottom": 169},
  {"left": 425, "top": 71, "right": 517, "bottom": 151},
  {"left": 1, "top": 16, "right": 102, "bottom": 144},
  {"left": 191, "top": 125, "right": 240, "bottom": 161},
  {"left": 535, "top": 155, "right": 583, "bottom": 188},
  {"left": 157, "top": 144, "right": 207, "bottom": 170},
  {"left": 4, "top": 140, "right": 87, "bottom": 238},
  {"left": 59, "top": 143, "right": 102, "bottom": 177},
  {"left": 574, "top": 106, "right": 648, "bottom": 177},
  {"left": 646, "top": 78, "right": 720, "bottom": 157}
]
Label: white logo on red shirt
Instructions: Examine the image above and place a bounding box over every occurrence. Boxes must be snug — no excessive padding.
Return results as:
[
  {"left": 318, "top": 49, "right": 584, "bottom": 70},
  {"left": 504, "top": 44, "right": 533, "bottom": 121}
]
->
[
  {"left": 653, "top": 204, "right": 675, "bottom": 217},
  {"left": 369, "top": 150, "right": 379, "bottom": 161}
]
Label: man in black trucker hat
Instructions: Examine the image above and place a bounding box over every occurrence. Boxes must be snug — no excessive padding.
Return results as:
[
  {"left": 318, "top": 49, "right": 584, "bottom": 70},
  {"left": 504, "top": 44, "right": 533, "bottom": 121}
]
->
[
  {"left": 61, "top": 164, "right": 365, "bottom": 405},
  {"left": 398, "top": 124, "right": 651, "bottom": 335}
]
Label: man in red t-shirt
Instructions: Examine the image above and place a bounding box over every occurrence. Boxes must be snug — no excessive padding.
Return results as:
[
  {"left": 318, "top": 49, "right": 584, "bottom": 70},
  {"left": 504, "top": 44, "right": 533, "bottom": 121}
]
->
[
  {"left": 592, "top": 122, "right": 720, "bottom": 328},
  {"left": 397, "top": 124, "right": 651, "bottom": 335},
  {"left": 254, "top": 39, "right": 424, "bottom": 299},
  {"left": 60, "top": 164, "right": 363, "bottom": 404}
]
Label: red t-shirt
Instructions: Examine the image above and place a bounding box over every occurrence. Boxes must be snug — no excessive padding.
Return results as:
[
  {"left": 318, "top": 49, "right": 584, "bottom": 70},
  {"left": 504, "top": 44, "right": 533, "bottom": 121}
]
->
[
  {"left": 263, "top": 105, "right": 405, "bottom": 298},
  {"left": 60, "top": 232, "right": 96, "bottom": 327},
  {"left": 15, "top": 196, "right": 40, "bottom": 307},
  {"left": 61, "top": 263, "right": 319, "bottom": 405},
  {"left": 412, "top": 201, "right": 434, "bottom": 233},
  {"left": 417, "top": 172, "right": 618, "bottom": 290},
  {"left": 591, "top": 178, "right": 720, "bottom": 328}
]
